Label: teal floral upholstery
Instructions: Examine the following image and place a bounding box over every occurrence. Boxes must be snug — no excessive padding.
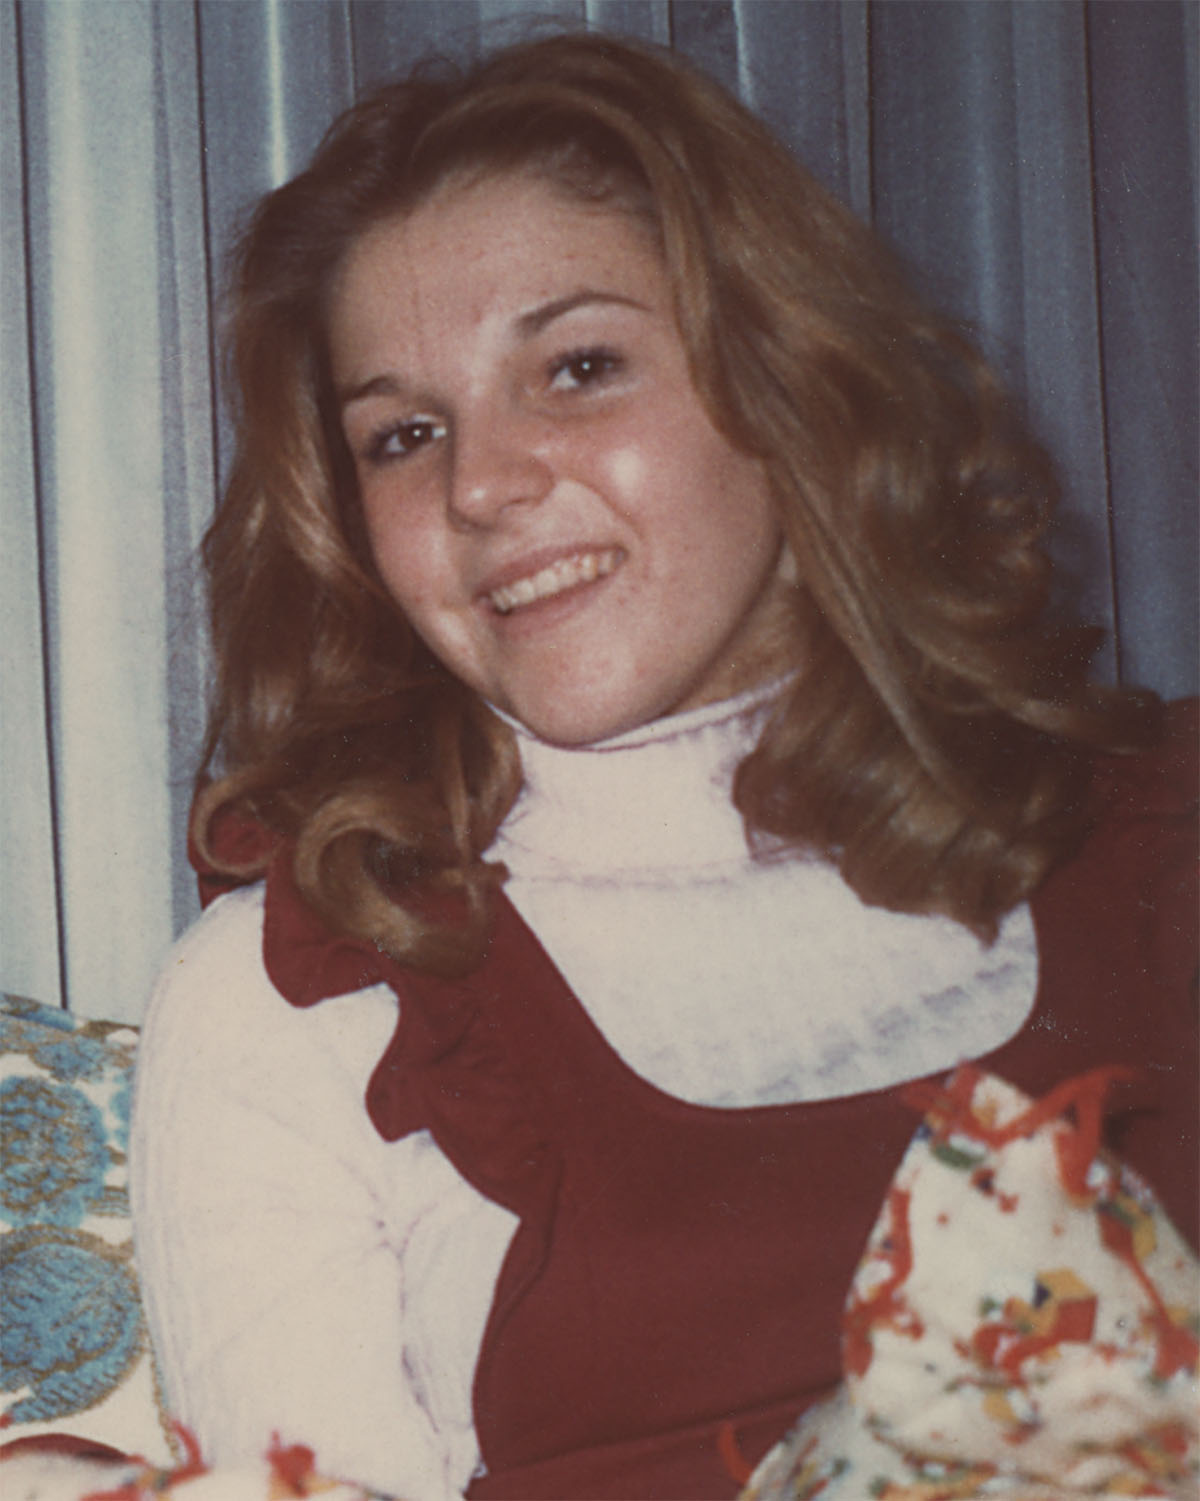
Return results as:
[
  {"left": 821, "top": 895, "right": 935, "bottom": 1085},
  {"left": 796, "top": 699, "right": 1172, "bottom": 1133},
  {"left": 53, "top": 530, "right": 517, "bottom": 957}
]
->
[{"left": 0, "top": 995, "right": 174, "bottom": 1462}]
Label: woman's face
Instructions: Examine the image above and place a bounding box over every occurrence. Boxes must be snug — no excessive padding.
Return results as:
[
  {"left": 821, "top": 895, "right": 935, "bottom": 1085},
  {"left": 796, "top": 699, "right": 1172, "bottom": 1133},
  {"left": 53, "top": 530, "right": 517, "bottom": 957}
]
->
[{"left": 329, "top": 170, "right": 792, "bottom": 746}]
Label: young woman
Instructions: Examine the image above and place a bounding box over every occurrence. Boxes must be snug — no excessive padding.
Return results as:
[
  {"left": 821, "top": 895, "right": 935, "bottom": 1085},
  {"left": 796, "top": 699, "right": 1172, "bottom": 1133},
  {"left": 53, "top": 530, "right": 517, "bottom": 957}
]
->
[{"left": 131, "top": 32, "right": 1197, "bottom": 1501}]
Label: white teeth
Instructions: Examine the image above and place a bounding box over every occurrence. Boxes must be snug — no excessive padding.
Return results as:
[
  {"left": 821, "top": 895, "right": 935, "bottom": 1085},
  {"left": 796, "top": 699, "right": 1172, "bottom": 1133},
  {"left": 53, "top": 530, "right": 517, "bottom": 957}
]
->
[{"left": 489, "top": 549, "right": 620, "bottom": 614}]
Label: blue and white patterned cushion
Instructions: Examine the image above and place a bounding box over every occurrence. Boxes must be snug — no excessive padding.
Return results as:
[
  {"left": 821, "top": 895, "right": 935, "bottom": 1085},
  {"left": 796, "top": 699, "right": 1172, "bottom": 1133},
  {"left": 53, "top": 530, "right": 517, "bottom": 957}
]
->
[{"left": 1, "top": 995, "right": 174, "bottom": 1462}]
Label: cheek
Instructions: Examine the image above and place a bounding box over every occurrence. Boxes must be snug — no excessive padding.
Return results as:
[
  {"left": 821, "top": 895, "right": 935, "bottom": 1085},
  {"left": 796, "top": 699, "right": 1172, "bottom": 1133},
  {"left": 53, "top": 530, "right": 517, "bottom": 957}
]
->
[
  {"left": 691, "top": 440, "right": 779, "bottom": 554},
  {"left": 370, "top": 545, "right": 477, "bottom": 680},
  {"left": 593, "top": 431, "right": 715, "bottom": 546},
  {"left": 362, "top": 505, "right": 402, "bottom": 585},
  {"left": 363, "top": 503, "right": 439, "bottom": 618},
  {"left": 604, "top": 445, "right": 648, "bottom": 494}
]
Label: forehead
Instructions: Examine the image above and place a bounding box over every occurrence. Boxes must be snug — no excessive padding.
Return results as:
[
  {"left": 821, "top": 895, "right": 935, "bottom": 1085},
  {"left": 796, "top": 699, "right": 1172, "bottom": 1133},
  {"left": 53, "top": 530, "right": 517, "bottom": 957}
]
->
[{"left": 326, "top": 172, "right": 669, "bottom": 379}]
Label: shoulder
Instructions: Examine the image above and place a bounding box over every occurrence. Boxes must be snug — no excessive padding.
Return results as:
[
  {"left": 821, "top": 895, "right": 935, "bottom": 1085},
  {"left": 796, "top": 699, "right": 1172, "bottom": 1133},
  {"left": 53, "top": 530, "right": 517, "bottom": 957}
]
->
[
  {"left": 141, "top": 885, "right": 280, "bottom": 1058},
  {"left": 136, "top": 884, "right": 399, "bottom": 1118},
  {"left": 157, "top": 881, "right": 269, "bottom": 994},
  {"left": 1089, "top": 696, "right": 1198, "bottom": 827},
  {"left": 1037, "top": 699, "right": 1197, "bottom": 972},
  {"left": 1027, "top": 701, "right": 1197, "bottom": 1241}
]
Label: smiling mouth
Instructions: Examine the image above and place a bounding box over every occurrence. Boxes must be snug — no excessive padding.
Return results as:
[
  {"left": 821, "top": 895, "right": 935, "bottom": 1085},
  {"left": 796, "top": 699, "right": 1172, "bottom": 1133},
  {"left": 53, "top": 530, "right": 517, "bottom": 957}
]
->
[{"left": 487, "top": 548, "right": 622, "bottom": 615}]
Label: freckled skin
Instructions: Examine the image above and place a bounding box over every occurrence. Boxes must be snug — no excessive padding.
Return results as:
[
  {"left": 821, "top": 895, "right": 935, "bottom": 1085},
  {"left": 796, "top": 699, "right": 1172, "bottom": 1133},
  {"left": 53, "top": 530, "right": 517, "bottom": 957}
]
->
[{"left": 330, "top": 172, "right": 793, "bottom": 746}]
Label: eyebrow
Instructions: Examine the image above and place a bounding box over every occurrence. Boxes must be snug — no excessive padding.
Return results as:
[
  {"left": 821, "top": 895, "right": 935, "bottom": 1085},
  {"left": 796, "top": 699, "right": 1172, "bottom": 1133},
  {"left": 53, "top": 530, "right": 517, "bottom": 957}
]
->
[
  {"left": 337, "top": 289, "right": 649, "bottom": 409},
  {"left": 515, "top": 289, "right": 648, "bottom": 337},
  {"left": 339, "top": 373, "right": 403, "bottom": 408}
]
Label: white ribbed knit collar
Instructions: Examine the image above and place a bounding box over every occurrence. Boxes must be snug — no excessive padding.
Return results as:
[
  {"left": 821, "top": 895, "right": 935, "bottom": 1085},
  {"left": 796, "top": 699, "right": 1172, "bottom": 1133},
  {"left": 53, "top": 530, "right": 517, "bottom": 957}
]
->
[
  {"left": 491, "top": 679, "right": 788, "bottom": 878},
  {"left": 488, "top": 681, "right": 1038, "bottom": 1106}
]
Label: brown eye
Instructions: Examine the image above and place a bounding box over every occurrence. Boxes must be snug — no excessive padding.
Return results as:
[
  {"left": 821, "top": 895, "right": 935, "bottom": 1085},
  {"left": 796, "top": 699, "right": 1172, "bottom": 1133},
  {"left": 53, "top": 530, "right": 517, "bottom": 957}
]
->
[
  {"left": 547, "top": 348, "right": 623, "bottom": 392},
  {"left": 366, "top": 417, "right": 446, "bottom": 463}
]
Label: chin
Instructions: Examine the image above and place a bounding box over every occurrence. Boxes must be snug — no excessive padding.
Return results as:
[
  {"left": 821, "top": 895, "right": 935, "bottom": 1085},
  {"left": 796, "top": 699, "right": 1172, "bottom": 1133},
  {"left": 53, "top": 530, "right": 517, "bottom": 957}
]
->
[
  {"left": 515, "top": 712, "right": 627, "bottom": 748},
  {"left": 502, "top": 695, "right": 654, "bottom": 749}
]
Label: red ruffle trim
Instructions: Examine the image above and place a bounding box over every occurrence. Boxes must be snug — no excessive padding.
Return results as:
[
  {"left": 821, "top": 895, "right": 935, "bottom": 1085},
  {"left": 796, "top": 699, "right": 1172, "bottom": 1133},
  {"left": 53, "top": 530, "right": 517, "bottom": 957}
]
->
[{"left": 193, "top": 801, "right": 556, "bottom": 1220}]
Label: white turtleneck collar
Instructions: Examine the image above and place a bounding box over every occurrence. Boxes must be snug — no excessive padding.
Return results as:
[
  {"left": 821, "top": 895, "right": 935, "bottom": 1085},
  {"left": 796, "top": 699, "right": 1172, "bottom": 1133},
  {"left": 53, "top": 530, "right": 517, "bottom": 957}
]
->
[
  {"left": 488, "top": 684, "right": 1038, "bottom": 1109},
  {"left": 493, "top": 677, "right": 783, "bottom": 881}
]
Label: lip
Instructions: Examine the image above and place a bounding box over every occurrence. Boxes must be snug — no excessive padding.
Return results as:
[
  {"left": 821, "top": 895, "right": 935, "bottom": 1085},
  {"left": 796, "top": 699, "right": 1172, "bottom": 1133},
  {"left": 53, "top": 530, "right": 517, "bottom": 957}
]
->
[{"left": 474, "top": 544, "right": 626, "bottom": 608}]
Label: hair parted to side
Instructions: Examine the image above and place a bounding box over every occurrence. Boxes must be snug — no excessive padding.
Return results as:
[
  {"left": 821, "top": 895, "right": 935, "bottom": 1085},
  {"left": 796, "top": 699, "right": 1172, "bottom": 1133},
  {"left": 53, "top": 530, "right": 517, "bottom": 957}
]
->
[{"left": 196, "top": 30, "right": 1158, "bottom": 971}]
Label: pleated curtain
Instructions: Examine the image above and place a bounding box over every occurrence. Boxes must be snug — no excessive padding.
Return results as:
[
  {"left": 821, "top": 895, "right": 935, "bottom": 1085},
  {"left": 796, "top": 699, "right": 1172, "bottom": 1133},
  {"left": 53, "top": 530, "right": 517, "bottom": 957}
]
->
[{"left": 3, "top": 0, "right": 1196, "bottom": 1021}]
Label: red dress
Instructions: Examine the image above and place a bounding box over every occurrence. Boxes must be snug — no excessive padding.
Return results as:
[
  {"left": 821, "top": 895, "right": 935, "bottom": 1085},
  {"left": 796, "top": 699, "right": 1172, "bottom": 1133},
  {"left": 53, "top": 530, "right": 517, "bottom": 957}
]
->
[{"left": 213, "top": 705, "right": 1197, "bottom": 1501}]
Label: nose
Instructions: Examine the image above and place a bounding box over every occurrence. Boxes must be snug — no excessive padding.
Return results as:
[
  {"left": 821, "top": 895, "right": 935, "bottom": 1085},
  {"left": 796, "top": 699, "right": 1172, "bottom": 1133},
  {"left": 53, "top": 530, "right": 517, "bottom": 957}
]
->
[{"left": 447, "top": 407, "right": 555, "bottom": 529}]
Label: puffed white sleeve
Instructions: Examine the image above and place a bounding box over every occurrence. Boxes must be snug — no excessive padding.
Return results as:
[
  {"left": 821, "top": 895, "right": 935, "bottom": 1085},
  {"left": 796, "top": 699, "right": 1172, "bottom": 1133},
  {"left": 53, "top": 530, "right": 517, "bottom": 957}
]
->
[{"left": 130, "top": 886, "right": 517, "bottom": 1501}]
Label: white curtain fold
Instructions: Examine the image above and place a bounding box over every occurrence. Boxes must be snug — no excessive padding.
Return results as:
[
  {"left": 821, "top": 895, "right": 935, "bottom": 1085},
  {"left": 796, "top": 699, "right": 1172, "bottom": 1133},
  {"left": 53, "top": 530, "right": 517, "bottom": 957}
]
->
[
  {"left": 1, "top": 0, "right": 60, "bottom": 1009},
  {"left": 3, "top": 0, "right": 1195, "bottom": 1020},
  {"left": 7, "top": 0, "right": 213, "bottom": 1017}
]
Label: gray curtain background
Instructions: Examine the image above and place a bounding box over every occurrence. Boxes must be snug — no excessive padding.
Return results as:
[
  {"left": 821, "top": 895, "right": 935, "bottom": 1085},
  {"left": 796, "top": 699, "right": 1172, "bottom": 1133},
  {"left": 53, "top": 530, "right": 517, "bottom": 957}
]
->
[{"left": 3, "top": 0, "right": 1196, "bottom": 1021}]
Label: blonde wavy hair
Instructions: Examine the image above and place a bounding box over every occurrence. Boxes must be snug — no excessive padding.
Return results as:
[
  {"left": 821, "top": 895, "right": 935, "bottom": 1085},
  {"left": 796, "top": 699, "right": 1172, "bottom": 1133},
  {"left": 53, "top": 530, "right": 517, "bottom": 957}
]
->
[{"left": 196, "top": 31, "right": 1157, "bottom": 972}]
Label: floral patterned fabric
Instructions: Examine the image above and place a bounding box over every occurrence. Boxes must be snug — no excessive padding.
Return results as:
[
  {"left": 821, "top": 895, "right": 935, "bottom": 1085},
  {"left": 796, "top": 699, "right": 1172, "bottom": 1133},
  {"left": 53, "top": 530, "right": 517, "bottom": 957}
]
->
[
  {"left": 743, "top": 1068, "right": 1199, "bottom": 1500},
  {"left": 0, "top": 1428, "right": 398, "bottom": 1500},
  {"left": 0, "top": 995, "right": 175, "bottom": 1463}
]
